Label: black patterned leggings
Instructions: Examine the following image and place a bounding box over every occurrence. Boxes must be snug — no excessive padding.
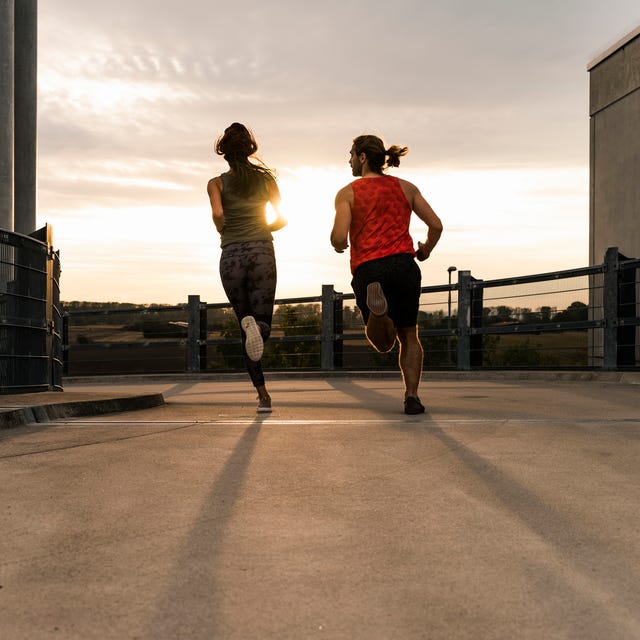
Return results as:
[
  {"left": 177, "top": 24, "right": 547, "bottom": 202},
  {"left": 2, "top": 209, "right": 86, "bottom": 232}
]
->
[{"left": 219, "top": 241, "right": 277, "bottom": 388}]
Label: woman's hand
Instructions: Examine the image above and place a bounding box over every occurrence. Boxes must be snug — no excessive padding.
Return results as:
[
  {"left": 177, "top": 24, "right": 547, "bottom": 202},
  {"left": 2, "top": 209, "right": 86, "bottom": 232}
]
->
[{"left": 268, "top": 212, "right": 288, "bottom": 232}]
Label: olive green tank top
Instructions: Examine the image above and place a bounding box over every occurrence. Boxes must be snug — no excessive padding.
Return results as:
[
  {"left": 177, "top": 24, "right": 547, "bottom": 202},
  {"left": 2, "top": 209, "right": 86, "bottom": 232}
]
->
[{"left": 219, "top": 172, "right": 274, "bottom": 247}]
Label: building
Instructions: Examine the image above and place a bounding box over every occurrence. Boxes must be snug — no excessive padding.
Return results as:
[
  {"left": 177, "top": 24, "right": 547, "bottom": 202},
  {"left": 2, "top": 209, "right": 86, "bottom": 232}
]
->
[
  {"left": 588, "top": 25, "right": 640, "bottom": 264},
  {"left": 588, "top": 25, "right": 640, "bottom": 368}
]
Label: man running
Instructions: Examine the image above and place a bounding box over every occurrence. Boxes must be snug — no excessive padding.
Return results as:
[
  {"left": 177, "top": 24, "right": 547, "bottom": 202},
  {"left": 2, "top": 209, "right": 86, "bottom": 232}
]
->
[{"left": 330, "top": 134, "right": 443, "bottom": 414}]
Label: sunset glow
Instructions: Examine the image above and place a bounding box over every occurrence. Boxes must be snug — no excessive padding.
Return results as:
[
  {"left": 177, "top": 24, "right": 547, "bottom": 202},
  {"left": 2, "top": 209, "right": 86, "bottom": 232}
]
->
[{"left": 35, "top": 1, "right": 640, "bottom": 304}]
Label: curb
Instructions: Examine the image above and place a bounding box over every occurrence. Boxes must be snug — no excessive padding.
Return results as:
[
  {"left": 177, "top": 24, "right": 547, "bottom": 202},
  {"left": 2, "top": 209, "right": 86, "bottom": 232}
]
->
[
  {"left": 62, "top": 370, "right": 640, "bottom": 385},
  {"left": 0, "top": 393, "right": 165, "bottom": 429}
]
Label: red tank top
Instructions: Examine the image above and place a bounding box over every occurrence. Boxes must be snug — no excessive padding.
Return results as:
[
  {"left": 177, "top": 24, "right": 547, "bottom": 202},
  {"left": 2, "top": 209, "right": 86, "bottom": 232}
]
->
[{"left": 349, "top": 175, "right": 414, "bottom": 273}]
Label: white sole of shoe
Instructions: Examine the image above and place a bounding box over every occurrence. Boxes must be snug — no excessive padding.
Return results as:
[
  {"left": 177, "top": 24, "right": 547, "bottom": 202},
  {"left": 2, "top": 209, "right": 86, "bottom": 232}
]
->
[
  {"left": 366, "top": 282, "right": 388, "bottom": 316},
  {"left": 240, "top": 316, "right": 264, "bottom": 362}
]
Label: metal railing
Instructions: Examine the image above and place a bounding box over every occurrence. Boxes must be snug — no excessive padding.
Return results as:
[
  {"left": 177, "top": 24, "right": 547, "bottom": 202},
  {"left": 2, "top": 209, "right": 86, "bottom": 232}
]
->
[
  {"left": 1, "top": 224, "right": 62, "bottom": 393},
  {"left": 60, "top": 247, "right": 638, "bottom": 377}
]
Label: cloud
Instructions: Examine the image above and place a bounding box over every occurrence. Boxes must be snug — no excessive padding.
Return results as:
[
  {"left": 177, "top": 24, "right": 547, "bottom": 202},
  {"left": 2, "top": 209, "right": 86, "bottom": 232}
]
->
[
  {"left": 39, "top": 0, "right": 640, "bottom": 173},
  {"left": 34, "top": 1, "right": 640, "bottom": 302}
]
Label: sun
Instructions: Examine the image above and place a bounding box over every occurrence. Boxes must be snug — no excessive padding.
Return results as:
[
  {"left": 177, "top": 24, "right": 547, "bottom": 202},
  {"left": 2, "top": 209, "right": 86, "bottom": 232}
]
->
[{"left": 262, "top": 166, "right": 354, "bottom": 297}]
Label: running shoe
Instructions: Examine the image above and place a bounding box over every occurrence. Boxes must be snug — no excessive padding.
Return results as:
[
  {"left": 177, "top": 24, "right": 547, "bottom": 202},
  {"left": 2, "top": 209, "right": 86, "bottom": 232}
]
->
[
  {"left": 241, "top": 316, "right": 264, "bottom": 361},
  {"left": 257, "top": 396, "right": 272, "bottom": 413},
  {"left": 366, "top": 282, "right": 388, "bottom": 316},
  {"left": 404, "top": 396, "right": 425, "bottom": 415}
]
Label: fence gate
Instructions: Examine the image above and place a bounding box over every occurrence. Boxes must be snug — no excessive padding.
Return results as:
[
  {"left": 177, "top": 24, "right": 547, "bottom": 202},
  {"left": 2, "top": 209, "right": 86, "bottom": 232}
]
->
[{"left": 0, "top": 224, "right": 62, "bottom": 393}]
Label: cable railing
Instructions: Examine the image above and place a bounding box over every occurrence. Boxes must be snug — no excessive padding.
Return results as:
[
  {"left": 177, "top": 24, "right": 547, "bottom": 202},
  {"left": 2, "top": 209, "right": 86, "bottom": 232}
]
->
[{"left": 59, "top": 247, "right": 639, "bottom": 376}]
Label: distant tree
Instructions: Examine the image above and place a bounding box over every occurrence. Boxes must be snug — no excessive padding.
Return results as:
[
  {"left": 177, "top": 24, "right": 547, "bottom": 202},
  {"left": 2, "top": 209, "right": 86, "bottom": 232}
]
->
[
  {"left": 484, "top": 338, "right": 541, "bottom": 367},
  {"left": 518, "top": 308, "right": 534, "bottom": 323},
  {"left": 552, "top": 301, "right": 588, "bottom": 323},
  {"left": 213, "top": 313, "right": 243, "bottom": 369},
  {"left": 420, "top": 309, "right": 448, "bottom": 330},
  {"left": 496, "top": 306, "right": 514, "bottom": 322},
  {"left": 421, "top": 335, "right": 454, "bottom": 367},
  {"left": 207, "top": 307, "right": 233, "bottom": 332},
  {"left": 341, "top": 305, "right": 362, "bottom": 330},
  {"left": 265, "top": 304, "right": 321, "bottom": 368},
  {"left": 539, "top": 306, "right": 553, "bottom": 322}
]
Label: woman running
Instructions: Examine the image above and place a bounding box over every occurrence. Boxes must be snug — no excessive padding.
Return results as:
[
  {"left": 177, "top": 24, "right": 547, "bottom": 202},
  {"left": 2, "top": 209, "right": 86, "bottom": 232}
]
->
[{"left": 207, "top": 123, "right": 287, "bottom": 413}]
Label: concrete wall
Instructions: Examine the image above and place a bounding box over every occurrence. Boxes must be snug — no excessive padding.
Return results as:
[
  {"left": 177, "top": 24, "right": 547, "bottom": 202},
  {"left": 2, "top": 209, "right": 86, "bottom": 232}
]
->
[{"left": 589, "top": 27, "right": 640, "bottom": 264}]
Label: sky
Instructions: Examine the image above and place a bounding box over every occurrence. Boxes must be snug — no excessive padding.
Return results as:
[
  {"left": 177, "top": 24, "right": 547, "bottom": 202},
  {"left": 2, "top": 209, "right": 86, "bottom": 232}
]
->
[{"left": 36, "top": 0, "right": 640, "bottom": 304}]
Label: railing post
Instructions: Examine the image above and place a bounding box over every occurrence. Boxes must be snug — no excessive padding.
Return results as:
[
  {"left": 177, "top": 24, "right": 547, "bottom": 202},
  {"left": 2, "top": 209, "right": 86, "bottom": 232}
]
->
[
  {"left": 187, "top": 294, "right": 201, "bottom": 373},
  {"left": 617, "top": 251, "right": 636, "bottom": 367},
  {"left": 199, "top": 300, "right": 207, "bottom": 372},
  {"left": 457, "top": 270, "right": 472, "bottom": 370},
  {"left": 470, "top": 277, "right": 484, "bottom": 367},
  {"left": 321, "top": 284, "right": 335, "bottom": 371},
  {"left": 602, "top": 247, "right": 619, "bottom": 370},
  {"left": 45, "top": 232, "right": 53, "bottom": 388},
  {"left": 333, "top": 292, "right": 343, "bottom": 369},
  {"left": 62, "top": 313, "right": 69, "bottom": 376}
]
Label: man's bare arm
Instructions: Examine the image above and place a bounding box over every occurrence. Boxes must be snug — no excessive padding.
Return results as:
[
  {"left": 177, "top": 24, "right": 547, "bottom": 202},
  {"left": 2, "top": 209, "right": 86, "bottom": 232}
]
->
[
  {"left": 401, "top": 180, "right": 443, "bottom": 262},
  {"left": 331, "top": 186, "right": 353, "bottom": 253}
]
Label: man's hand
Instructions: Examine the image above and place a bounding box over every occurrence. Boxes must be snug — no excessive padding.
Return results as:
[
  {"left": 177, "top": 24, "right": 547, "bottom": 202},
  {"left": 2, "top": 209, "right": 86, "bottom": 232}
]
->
[{"left": 416, "top": 241, "right": 430, "bottom": 262}]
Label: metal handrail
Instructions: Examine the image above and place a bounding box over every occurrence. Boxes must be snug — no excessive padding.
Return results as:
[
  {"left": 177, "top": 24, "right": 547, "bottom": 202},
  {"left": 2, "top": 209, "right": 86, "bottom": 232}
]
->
[{"left": 58, "top": 247, "right": 639, "bottom": 375}]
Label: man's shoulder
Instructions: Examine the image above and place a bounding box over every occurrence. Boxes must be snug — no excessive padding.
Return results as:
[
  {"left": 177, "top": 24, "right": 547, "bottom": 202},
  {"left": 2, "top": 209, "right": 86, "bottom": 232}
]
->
[
  {"left": 336, "top": 182, "right": 355, "bottom": 196},
  {"left": 393, "top": 176, "right": 415, "bottom": 189},
  {"left": 394, "top": 176, "right": 419, "bottom": 199}
]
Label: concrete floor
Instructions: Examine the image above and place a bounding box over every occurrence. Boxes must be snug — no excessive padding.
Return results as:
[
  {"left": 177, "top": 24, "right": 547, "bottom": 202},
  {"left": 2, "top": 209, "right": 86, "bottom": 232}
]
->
[{"left": 1, "top": 375, "right": 639, "bottom": 639}]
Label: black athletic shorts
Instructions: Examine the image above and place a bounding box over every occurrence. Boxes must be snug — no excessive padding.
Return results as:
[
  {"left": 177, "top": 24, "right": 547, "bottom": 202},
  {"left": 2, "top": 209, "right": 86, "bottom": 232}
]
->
[{"left": 351, "top": 253, "right": 422, "bottom": 328}]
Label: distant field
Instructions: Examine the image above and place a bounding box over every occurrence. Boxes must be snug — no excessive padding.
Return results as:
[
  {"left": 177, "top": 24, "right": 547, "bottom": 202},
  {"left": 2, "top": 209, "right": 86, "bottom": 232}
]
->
[
  {"left": 483, "top": 331, "right": 589, "bottom": 366},
  {"left": 69, "top": 325, "right": 149, "bottom": 344},
  {"left": 65, "top": 324, "right": 592, "bottom": 375}
]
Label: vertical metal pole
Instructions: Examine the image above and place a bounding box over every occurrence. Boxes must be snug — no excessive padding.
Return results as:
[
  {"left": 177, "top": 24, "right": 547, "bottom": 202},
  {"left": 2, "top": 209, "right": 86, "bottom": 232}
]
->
[
  {"left": 187, "top": 295, "right": 200, "bottom": 373},
  {"left": 0, "top": 0, "right": 14, "bottom": 231},
  {"left": 14, "top": 0, "right": 37, "bottom": 235},
  {"left": 447, "top": 274, "right": 452, "bottom": 365},
  {"left": 615, "top": 251, "right": 635, "bottom": 367},
  {"left": 51, "top": 246, "right": 62, "bottom": 389},
  {"left": 62, "top": 312, "right": 69, "bottom": 376},
  {"left": 199, "top": 301, "right": 207, "bottom": 372},
  {"left": 602, "top": 247, "right": 619, "bottom": 370},
  {"left": 469, "top": 277, "right": 484, "bottom": 367},
  {"left": 321, "top": 284, "right": 335, "bottom": 371},
  {"left": 333, "top": 292, "right": 343, "bottom": 369},
  {"left": 456, "top": 270, "right": 471, "bottom": 370},
  {"left": 44, "top": 224, "right": 53, "bottom": 387},
  {"left": 447, "top": 266, "right": 456, "bottom": 366}
]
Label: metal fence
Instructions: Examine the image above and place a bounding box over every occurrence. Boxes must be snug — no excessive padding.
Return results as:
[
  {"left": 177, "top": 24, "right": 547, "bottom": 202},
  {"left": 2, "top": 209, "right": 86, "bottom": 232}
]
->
[
  {"left": 60, "top": 247, "right": 638, "bottom": 377},
  {"left": 0, "top": 225, "right": 62, "bottom": 393}
]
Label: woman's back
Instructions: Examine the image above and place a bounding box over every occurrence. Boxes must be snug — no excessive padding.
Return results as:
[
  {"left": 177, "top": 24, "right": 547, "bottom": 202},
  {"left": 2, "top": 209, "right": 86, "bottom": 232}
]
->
[{"left": 218, "top": 172, "right": 273, "bottom": 247}]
